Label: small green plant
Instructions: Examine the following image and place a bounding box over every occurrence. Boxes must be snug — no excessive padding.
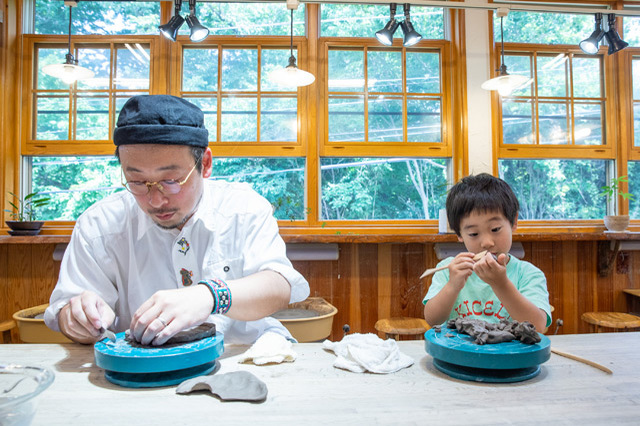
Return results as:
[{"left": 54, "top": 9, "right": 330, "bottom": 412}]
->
[
  {"left": 600, "top": 175, "right": 635, "bottom": 205},
  {"left": 4, "top": 191, "right": 50, "bottom": 221}
]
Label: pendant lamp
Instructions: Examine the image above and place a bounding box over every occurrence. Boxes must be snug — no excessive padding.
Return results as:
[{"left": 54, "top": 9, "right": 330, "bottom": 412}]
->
[
  {"left": 481, "top": 9, "right": 531, "bottom": 97},
  {"left": 268, "top": 4, "right": 315, "bottom": 88},
  {"left": 42, "top": 1, "right": 94, "bottom": 85}
]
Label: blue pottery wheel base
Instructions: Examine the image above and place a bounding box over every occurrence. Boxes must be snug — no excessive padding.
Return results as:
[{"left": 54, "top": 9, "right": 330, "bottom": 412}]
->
[
  {"left": 104, "top": 360, "right": 219, "bottom": 388},
  {"left": 432, "top": 358, "right": 541, "bottom": 383}
]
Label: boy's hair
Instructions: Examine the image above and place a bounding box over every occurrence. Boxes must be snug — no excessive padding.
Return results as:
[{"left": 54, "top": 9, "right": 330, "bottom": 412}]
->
[{"left": 446, "top": 173, "right": 519, "bottom": 236}]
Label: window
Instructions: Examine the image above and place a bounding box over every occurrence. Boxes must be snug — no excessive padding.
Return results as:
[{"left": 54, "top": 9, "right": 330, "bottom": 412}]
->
[{"left": 494, "top": 12, "right": 617, "bottom": 221}]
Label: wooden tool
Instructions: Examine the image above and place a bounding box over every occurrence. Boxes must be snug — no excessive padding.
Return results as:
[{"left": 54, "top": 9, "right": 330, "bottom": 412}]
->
[
  {"left": 550, "top": 347, "right": 612, "bottom": 374},
  {"left": 419, "top": 250, "right": 490, "bottom": 279}
]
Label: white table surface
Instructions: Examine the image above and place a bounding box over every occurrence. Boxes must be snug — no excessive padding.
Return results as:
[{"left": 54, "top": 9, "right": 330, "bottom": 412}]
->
[{"left": 2, "top": 333, "right": 639, "bottom": 425}]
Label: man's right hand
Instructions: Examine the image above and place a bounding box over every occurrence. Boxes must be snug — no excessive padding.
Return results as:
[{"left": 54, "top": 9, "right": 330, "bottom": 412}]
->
[{"left": 58, "top": 291, "right": 115, "bottom": 344}]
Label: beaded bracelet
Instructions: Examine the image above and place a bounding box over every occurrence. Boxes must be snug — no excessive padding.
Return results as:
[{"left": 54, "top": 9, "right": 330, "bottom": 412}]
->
[{"left": 198, "top": 278, "right": 232, "bottom": 315}]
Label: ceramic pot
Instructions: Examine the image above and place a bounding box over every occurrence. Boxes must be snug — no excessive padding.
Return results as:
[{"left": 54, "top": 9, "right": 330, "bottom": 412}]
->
[
  {"left": 5, "top": 221, "right": 44, "bottom": 236},
  {"left": 603, "top": 215, "right": 630, "bottom": 232}
]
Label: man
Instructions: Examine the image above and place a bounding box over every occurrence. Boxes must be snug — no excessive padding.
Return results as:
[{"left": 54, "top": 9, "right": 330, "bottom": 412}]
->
[{"left": 44, "top": 95, "right": 309, "bottom": 345}]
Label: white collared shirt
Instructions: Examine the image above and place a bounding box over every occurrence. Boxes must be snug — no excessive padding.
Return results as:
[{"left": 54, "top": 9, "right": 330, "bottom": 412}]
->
[{"left": 45, "top": 180, "right": 310, "bottom": 344}]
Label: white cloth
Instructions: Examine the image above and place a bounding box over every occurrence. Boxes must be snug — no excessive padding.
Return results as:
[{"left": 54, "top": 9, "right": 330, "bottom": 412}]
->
[
  {"left": 44, "top": 180, "right": 309, "bottom": 344},
  {"left": 238, "top": 331, "right": 297, "bottom": 365},
  {"left": 323, "top": 333, "right": 414, "bottom": 374}
]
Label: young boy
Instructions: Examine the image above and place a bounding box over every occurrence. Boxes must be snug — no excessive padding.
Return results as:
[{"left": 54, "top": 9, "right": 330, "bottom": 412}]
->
[{"left": 423, "top": 173, "right": 551, "bottom": 331}]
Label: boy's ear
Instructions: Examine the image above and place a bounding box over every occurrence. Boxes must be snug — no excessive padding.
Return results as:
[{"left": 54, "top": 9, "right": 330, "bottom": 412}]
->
[
  {"left": 511, "top": 212, "right": 519, "bottom": 232},
  {"left": 457, "top": 234, "right": 464, "bottom": 243}
]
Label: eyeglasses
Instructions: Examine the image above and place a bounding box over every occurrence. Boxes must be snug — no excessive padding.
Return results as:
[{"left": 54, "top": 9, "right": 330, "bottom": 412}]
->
[{"left": 122, "top": 163, "right": 198, "bottom": 196}]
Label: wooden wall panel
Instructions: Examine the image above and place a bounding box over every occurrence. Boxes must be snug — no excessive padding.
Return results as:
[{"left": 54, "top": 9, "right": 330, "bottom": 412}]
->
[{"left": 1, "top": 241, "right": 640, "bottom": 343}]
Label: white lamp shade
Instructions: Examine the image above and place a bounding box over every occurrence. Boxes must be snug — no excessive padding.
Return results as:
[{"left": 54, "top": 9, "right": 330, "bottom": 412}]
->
[
  {"left": 269, "top": 65, "right": 315, "bottom": 88},
  {"left": 481, "top": 74, "right": 531, "bottom": 96},
  {"left": 42, "top": 63, "right": 95, "bottom": 85}
]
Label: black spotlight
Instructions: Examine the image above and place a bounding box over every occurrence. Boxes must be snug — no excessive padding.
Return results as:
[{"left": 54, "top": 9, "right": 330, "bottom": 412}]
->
[
  {"left": 376, "top": 3, "right": 399, "bottom": 46},
  {"left": 603, "top": 14, "right": 628, "bottom": 55},
  {"left": 399, "top": 4, "right": 422, "bottom": 46},
  {"left": 579, "top": 13, "right": 605, "bottom": 54},
  {"left": 186, "top": 0, "right": 209, "bottom": 42},
  {"left": 159, "top": 0, "right": 184, "bottom": 42}
]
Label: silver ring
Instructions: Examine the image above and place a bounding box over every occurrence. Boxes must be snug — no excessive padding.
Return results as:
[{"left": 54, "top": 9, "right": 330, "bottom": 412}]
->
[{"left": 158, "top": 317, "right": 167, "bottom": 327}]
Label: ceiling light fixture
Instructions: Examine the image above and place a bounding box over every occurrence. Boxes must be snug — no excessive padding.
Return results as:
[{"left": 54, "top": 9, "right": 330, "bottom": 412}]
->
[
  {"left": 481, "top": 8, "right": 532, "bottom": 97},
  {"left": 579, "top": 13, "right": 605, "bottom": 54},
  {"left": 268, "top": 0, "right": 315, "bottom": 88},
  {"left": 603, "top": 14, "right": 628, "bottom": 55},
  {"left": 399, "top": 4, "right": 422, "bottom": 47},
  {"left": 159, "top": 0, "right": 185, "bottom": 42},
  {"left": 42, "top": 0, "right": 94, "bottom": 85},
  {"left": 375, "top": 3, "right": 399, "bottom": 46},
  {"left": 185, "top": 0, "right": 209, "bottom": 42}
]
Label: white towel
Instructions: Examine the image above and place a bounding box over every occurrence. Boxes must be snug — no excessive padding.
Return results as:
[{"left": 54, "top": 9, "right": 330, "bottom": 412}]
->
[
  {"left": 322, "top": 333, "right": 414, "bottom": 374},
  {"left": 238, "top": 331, "right": 297, "bottom": 365}
]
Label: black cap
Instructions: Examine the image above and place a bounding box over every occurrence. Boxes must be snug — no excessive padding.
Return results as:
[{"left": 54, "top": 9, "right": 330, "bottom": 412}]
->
[{"left": 113, "top": 95, "right": 209, "bottom": 148}]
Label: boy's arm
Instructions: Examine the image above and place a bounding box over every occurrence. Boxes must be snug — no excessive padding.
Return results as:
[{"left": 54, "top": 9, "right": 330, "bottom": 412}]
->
[
  {"left": 474, "top": 254, "right": 547, "bottom": 331},
  {"left": 423, "top": 253, "right": 476, "bottom": 326}
]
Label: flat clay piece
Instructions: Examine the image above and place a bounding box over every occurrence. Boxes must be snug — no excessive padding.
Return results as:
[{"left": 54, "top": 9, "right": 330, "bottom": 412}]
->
[
  {"left": 176, "top": 371, "right": 268, "bottom": 402},
  {"left": 125, "top": 322, "right": 216, "bottom": 348}
]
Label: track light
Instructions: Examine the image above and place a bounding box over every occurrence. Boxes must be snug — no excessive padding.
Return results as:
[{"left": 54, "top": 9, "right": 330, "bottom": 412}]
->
[
  {"left": 159, "top": 0, "right": 184, "bottom": 41},
  {"left": 159, "top": 0, "right": 209, "bottom": 43},
  {"left": 186, "top": 0, "right": 209, "bottom": 42},
  {"left": 376, "top": 3, "right": 423, "bottom": 47},
  {"left": 579, "top": 13, "right": 605, "bottom": 54},
  {"left": 603, "top": 14, "right": 628, "bottom": 55},
  {"left": 399, "top": 4, "right": 422, "bottom": 46},
  {"left": 481, "top": 8, "right": 532, "bottom": 97},
  {"left": 42, "top": 1, "right": 94, "bottom": 85},
  {"left": 376, "top": 3, "right": 399, "bottom": 46}
]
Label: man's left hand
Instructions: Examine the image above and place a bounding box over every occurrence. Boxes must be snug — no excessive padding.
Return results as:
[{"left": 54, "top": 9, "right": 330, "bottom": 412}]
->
[{"left": 130, "top": 285, "right": 213, "bottom": 346}]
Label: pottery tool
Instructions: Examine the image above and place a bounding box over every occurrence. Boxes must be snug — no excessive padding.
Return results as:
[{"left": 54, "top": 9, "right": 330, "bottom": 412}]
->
[
  {"left": 99, "top": 327, "right": 116, "bottom": 343},
  {"left": 420, "top": 250, "right": 497, "bottom": 279},
  {"left": 425, "top": 327, "right": 550, "bottom": 383},
  {"left": 550, "top": 347, "right": 612, "bottom": 374},
  {"left": 94, "top": 332, "right": 224, "bottom": 388}
]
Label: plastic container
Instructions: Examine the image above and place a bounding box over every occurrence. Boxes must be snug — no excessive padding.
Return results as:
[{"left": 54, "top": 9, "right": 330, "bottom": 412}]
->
[
  {"left": 13, "top": 304, "right": 71, "bottom": 344},
  {"left": 272, "top": 297, "right": 338, "bottom": 342}
]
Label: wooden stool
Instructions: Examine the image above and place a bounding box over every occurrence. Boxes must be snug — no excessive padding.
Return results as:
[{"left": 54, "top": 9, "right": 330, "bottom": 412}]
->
[
  {"left": 581, "top": 312, "right": 640, "bottom": 332},
  {"left": 0, "top": 320, "right": 16, "bottom": 344},
  {"left": 374, "top": 317, "right": 430, "bottom": 340}
]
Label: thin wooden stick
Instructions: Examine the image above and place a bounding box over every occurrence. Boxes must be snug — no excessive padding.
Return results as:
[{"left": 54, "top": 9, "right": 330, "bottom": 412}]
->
[
  {"left": 419, "top": 250, "right": 488, "bottom": 279},
  {"left": 551, "top": 347, "right": 612, "bottom": 374}
]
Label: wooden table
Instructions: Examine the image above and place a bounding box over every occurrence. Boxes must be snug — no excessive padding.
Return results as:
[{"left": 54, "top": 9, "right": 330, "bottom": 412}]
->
[{"left": 2, "top": 333, "right": 639, "bottom": 425}]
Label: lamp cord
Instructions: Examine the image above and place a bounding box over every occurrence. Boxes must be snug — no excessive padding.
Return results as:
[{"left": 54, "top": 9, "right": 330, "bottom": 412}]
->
[
  {"left": 500, "top": 16, "right": 505, "bottom": 69},
  {"left": 289, "top": 9, "right": 294, "bottom": 58},
  {"left": 67, "top": 6, "right": 72, "bottom": 56}
]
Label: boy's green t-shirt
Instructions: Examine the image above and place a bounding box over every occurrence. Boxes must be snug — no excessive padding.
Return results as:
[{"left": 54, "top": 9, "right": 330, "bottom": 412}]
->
[{"left": 422, "top": 256, "right": 552, "bottom": 327}]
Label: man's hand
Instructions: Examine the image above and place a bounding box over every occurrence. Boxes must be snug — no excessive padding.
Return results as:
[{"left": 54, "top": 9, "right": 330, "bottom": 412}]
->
[
  {"left": 130, "top": 285, "right": 213, "bottom": 346},
  {"left": 58, "top": 291, "right": 115, "bottom": 344}
]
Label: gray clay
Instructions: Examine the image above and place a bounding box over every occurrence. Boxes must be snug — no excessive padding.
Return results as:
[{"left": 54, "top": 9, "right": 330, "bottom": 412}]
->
[
  {"left": 445, "top": 317, "right": 540, "bottom": 345},
  {"left": 125, "top": 322, "right": 216, "bottom": 348},
  {"left": 176, "top": 371, "right": 268, "bottom": 402}
]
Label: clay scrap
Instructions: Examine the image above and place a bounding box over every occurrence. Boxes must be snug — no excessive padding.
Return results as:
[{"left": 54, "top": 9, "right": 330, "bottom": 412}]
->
[
  {"left": 176, "top": 371, "right": 268, "bottom": 402},
  {"left": 433, "top": 318, "right": 541, "bottom": 345},
  {"left": 125, "top": 322, "right": 216, "bottom": 348}
]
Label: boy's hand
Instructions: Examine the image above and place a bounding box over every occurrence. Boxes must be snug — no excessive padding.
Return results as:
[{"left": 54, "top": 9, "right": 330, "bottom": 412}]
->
[
  {"left": 473, "top": 252, "right": 509, "bottom": 288},
  {"left": 447, "top": 252, "right": 476, "bottom": 290}
]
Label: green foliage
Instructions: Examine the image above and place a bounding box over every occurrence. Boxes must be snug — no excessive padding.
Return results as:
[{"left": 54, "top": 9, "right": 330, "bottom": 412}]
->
[
  {"left": 4, "top": 191, "right": 51, "bottom": 221},
  {"left": 599, "top": 175, "right": 635, "bottom": 203}
]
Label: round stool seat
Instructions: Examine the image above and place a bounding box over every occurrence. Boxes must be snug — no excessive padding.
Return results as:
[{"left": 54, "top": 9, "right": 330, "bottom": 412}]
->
[
  {"left": 374, "top": 317, "right": 430, "bottom": 340},
  {"left": 581, "top": 312, "right": 640, "bottom": 330}
]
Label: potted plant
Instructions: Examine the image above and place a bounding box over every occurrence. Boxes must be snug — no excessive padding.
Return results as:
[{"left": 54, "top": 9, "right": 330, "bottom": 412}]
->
[
  {"left": 4, "top": 191, "right": 51, "bottom": 236},
  {"left": 600, "top": 176, "right": 634, "bottom": 232}
]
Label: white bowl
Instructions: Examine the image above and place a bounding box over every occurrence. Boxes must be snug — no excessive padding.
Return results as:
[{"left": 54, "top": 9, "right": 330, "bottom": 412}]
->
[{"left": 0, "top": 364, "right": 54, "bottom": 426}]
